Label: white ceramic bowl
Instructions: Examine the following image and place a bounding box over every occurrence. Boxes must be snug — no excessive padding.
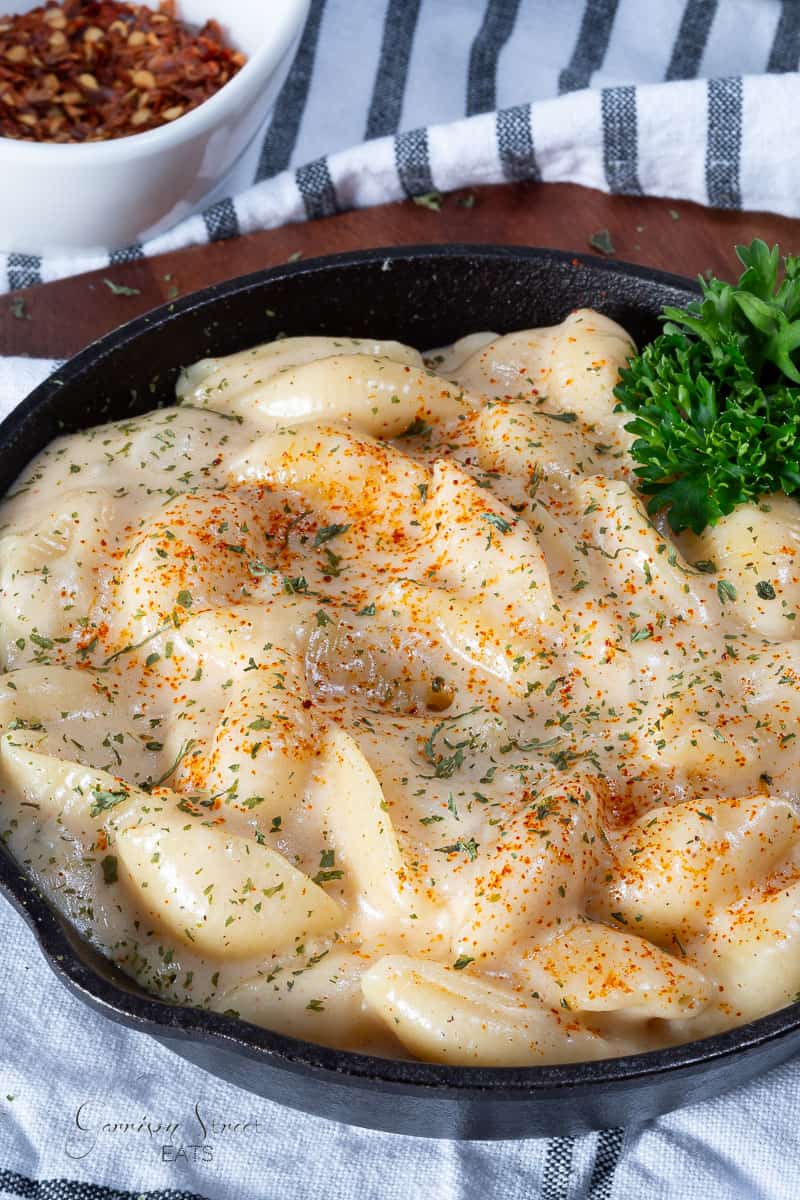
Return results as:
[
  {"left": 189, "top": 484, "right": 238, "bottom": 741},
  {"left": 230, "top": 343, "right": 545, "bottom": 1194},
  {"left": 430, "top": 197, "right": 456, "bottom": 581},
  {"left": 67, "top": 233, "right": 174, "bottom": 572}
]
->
[{"left": 0, "top": 0, "right": 310, "bottom": 254}]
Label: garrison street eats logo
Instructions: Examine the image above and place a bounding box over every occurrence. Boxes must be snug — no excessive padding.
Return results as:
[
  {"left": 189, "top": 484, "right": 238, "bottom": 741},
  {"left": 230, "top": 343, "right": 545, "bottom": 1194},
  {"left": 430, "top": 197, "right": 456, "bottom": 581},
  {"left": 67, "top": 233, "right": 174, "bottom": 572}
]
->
[{"left": 64, "top": 1095, "right": 261, "bottom": 1165}]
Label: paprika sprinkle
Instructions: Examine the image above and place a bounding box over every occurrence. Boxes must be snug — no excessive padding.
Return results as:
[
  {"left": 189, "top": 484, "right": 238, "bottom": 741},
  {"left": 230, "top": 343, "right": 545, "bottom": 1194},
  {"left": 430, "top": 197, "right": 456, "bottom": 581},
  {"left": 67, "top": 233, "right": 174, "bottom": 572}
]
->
[{"left": 0, "top": 0, "right": 246, "bottom": 143}]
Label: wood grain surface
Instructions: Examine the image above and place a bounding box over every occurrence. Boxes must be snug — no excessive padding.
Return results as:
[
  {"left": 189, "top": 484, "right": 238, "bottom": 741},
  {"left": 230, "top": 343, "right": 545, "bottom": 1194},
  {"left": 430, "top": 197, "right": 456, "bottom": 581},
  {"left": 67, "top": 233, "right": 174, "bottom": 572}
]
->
[{"left": 2, "top": 180, "right": 799, "bottom": 359}]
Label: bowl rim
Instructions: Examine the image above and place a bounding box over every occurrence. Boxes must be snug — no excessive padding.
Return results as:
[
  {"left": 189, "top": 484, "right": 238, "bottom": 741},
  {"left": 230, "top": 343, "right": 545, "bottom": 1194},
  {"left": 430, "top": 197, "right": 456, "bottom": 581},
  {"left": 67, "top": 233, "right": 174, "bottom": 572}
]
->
[
  {"left": 3, "top": 240, "right": 799, "bottom": 1096},
  {"left": 0, "top": 0, "right": 310, "bottom": 160}
]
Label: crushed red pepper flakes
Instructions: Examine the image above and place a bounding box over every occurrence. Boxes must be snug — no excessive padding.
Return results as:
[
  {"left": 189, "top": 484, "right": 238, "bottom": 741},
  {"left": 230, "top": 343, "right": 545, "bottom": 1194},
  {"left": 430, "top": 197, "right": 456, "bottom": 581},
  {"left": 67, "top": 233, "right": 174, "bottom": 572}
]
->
[{"left": 0, "top": 0, "right": 246, "bottom": 143}]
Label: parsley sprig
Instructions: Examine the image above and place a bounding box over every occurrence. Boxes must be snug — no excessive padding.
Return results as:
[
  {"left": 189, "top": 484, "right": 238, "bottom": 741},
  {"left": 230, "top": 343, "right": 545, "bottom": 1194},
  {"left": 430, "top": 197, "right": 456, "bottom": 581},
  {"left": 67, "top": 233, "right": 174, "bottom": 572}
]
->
[{"left": 614, "top": 240, "right": 800, "bottom": 533}]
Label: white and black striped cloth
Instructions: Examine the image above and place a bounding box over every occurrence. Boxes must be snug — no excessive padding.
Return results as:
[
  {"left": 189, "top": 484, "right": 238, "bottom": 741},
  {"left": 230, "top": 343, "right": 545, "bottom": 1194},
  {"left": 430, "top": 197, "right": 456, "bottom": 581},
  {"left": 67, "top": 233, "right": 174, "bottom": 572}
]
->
[
  {"left": 2, "top": 4, "right": 800, "bottom": 1198},
  {"left": 4, "top": 0, "right": 800, "bottom": 292}
]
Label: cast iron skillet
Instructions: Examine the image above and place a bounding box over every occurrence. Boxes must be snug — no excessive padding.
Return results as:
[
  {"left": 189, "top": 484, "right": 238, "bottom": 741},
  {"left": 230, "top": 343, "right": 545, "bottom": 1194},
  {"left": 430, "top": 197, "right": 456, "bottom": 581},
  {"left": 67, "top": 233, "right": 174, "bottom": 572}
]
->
[{"left": 2, "top": 245, "right": 799, "bottom": 1140}]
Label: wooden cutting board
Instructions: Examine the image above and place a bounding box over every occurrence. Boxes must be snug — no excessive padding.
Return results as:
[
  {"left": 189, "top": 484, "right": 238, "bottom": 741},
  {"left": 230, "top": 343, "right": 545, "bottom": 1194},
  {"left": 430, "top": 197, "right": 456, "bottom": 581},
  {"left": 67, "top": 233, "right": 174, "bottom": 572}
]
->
[{"left": 2, "top": 180, "right": 798, "bottom": 359}]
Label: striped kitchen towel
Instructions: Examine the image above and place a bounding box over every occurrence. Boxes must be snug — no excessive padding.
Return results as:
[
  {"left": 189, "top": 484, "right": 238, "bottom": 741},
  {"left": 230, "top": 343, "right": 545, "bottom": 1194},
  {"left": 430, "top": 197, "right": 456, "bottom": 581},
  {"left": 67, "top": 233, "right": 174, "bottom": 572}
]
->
[{"left": 3, "top": 0, "right": 800, "bottom": 292}]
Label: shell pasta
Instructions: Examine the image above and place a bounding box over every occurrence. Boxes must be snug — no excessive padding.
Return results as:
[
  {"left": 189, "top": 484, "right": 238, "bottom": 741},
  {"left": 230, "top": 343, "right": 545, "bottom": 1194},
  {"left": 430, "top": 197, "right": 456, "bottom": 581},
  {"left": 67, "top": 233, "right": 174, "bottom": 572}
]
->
[{"left": 3, "top": 311, "right": 800, "bottom": 1066}]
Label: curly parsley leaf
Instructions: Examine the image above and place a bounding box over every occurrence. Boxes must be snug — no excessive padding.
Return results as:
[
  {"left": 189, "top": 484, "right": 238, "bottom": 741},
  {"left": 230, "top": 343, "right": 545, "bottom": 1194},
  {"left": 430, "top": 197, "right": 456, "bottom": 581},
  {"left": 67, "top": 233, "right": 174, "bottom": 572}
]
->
[{"left": 614, "top": 239, "right": 800, "bottom": 533}]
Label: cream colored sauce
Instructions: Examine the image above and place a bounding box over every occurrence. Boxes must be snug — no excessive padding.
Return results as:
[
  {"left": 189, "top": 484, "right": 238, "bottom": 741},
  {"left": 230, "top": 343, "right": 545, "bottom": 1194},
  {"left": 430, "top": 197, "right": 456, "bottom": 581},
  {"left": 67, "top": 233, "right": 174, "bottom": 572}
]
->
[{"left": 3, "top": 314, "right": 800, "bottom": 1065}]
